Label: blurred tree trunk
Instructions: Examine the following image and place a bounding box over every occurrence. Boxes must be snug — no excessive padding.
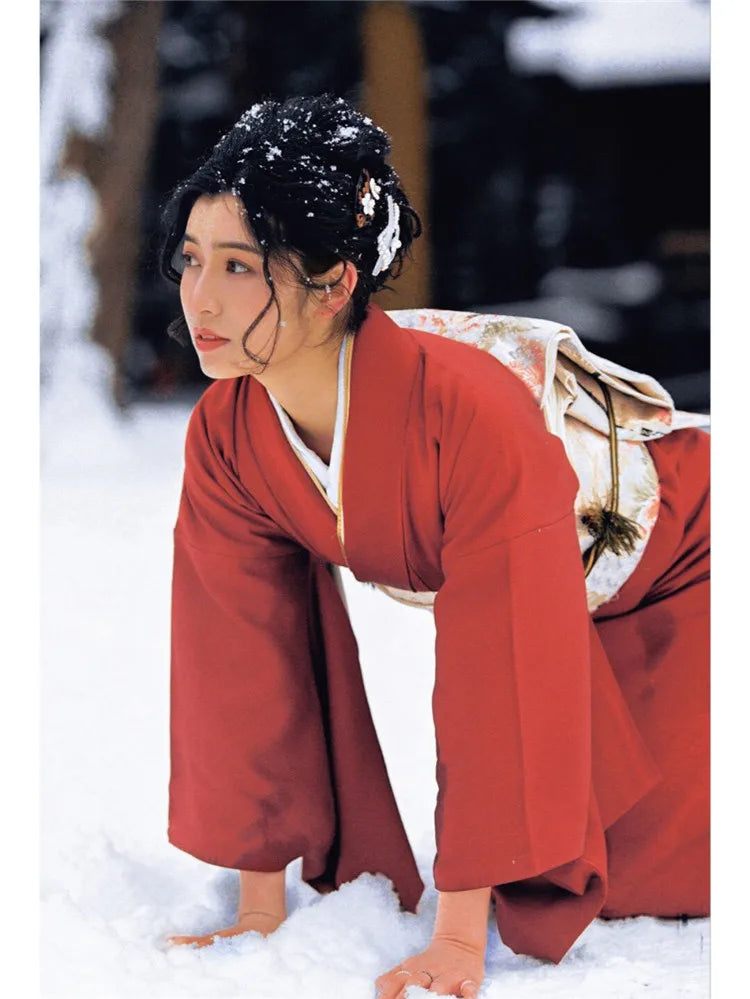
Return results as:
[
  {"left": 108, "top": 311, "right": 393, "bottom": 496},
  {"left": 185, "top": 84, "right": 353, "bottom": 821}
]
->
[
  {"left": 62, "top": 1, "right": 163, "bottom": 408},
  {"left": 361, "top": 0, "right": 431, "bottom": 310}
]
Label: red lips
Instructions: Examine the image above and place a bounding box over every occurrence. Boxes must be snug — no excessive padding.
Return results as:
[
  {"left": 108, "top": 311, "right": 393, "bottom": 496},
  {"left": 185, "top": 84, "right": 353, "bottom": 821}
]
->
[
  {"left": 194, "top": 328, "right": 231, "bottom": 353},
  {"left": 194, "top": 327, "right": 230, "bottom": 342}
]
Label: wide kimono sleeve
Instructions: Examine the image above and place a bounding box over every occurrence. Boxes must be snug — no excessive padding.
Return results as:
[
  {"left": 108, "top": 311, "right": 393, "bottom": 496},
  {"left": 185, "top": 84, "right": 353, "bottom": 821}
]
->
[
  {"left": 168, "top": 389, "right": 336, "bottom": 873},
  {"left": 430, "top": 358, "right": 656, "bottom": 961},
  {"left": 168, "top": 385, "right": 424, "bottom": 913}
]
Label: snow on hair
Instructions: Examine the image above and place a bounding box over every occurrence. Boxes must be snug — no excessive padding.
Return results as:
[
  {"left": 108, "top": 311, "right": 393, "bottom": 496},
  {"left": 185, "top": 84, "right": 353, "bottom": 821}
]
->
[{"left": 158, "top": 93, "right": 422, "bottom": 354}]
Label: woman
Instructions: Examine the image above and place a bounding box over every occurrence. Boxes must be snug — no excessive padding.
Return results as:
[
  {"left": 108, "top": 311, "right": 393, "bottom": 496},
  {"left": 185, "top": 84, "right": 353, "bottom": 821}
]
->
[{"left": 161, "top": 95, "right": 709, "bottom": 998}]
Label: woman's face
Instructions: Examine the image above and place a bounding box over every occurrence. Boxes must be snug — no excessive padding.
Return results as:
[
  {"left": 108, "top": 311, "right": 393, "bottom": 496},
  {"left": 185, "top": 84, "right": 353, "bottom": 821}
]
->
[{"left": 179, "top": 193, "right": 326, "bottom": 380}]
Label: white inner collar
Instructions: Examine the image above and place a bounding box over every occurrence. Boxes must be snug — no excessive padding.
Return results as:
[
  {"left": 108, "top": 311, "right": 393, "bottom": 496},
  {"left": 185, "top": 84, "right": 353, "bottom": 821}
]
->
[{"left": 267, "top": 333, "right": 350, "bottom": 510}]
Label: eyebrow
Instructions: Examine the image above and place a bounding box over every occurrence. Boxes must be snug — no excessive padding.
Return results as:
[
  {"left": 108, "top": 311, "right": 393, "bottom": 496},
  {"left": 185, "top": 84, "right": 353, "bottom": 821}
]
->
[{"left": 183, "top": 233, "right": 263, "bottom": 255}]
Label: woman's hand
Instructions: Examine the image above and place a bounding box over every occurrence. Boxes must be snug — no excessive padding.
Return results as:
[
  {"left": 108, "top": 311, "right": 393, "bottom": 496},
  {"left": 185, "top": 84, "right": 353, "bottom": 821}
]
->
[
  {"left": 166, "top": 909, "right": 284, "bottom": 948},
  {"left": 374, "top": 936, "right": 484, "bottom": 997},
  {"left": 376, "top": 886, "right": 490, "bottom": 997},
  {"left": 167, "top": 868, "right": 287, "bottom": 948}
]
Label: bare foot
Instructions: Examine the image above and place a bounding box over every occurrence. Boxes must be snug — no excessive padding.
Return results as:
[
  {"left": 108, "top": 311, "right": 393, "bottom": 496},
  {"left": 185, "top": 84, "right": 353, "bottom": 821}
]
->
[{"left": 167, "top": 910, "right": 284, "bottom": 948}]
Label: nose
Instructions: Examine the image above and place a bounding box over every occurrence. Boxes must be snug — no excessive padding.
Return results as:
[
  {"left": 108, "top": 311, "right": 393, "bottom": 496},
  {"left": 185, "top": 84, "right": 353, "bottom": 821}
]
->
[{"left": 183, "top": 264, "right": 222, "bottom": 319}]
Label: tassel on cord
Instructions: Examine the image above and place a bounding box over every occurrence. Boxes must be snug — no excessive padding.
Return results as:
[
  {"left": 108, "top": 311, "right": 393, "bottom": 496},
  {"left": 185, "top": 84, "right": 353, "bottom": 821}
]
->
[
  {"left": 582, "top": 379, "right": 644, "bottom": 578},
  {"left": 582, "top": 507, "right": 643, "bottom": 556}
]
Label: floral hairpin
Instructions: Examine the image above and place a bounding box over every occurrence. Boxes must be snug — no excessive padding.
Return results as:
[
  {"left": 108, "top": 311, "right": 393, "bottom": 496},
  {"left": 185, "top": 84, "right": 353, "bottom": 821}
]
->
[
  {"left": 372, "top": 194, "right": 401, "bottom": 276},
  {"left": 354, "top": 168, "right": 381, "bottom": 228}
]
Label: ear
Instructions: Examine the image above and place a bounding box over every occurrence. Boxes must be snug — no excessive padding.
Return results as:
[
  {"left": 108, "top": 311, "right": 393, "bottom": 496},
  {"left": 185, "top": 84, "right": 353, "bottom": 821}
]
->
[{"left": 318, "top": 260, "right": 359, "bottom": 318}]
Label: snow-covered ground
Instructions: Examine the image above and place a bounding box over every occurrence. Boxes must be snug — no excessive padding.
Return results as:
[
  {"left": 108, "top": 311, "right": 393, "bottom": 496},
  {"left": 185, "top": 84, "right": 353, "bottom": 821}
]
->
[{"left": 39, "top": 394, "right": 709, "bottom": 998}]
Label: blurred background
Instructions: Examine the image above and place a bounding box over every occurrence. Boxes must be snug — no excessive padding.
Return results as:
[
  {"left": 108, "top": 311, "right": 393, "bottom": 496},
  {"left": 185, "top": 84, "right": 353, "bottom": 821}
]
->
[{"left": 40, "top": 0, "right": 710, "bottom": 414}]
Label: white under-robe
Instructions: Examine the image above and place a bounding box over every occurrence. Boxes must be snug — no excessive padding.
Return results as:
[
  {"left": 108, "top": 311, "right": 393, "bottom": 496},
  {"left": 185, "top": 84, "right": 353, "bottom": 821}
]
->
[{"left": 266, "top": 333, "right": 350, "bottom": 512}]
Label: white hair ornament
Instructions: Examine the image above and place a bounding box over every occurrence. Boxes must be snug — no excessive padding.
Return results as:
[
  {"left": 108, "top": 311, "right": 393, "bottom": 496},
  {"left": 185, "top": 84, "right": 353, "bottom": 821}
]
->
[
  {"left": 361, "top": 175, "right": 380, "bottom": 217},
  {"left": 355, "top": 169, "right": 381, "bottom": 228},
  {"left": 372, "top": 194, "right": 401, "bottom": 276}
]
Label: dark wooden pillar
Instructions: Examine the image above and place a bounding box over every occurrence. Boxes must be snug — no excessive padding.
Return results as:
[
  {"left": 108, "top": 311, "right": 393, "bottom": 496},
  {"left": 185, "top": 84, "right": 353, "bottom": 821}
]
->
[{"left": 361, "top": 0, "right": 431, "bottom": 310}]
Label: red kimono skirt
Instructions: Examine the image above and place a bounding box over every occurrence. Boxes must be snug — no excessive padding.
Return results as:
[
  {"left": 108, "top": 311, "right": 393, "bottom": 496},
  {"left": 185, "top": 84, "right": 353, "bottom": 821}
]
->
[{"left": 169, "top": 305, "right": 709, "bottom": 962}]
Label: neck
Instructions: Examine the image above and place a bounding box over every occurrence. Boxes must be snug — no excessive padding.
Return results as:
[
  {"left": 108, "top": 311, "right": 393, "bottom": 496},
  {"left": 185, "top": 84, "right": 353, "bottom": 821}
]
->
[{"left": 256, "top": 334, "right": 345, "bottom": 465}]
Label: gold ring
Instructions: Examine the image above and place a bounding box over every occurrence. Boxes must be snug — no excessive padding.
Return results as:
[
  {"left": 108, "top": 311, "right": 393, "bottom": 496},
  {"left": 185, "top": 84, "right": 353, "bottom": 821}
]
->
[{"left": 418, "top": 970, "right": 435, "bottom": 985}]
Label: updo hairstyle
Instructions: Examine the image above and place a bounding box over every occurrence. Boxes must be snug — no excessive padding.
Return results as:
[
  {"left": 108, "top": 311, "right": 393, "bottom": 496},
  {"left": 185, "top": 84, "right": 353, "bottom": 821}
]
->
[{"left": 158, "top": 93, "right": 422, "bottom": 366}]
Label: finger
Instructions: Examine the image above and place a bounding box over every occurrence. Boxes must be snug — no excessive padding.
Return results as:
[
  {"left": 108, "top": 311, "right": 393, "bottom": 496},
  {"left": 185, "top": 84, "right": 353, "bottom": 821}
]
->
[
  {"left": 374, "top": 972, "right": 410, "bottom": 999},
  {"left": 458, "top": 979, "right": 480, "bottom": 998},
  {"left": 167, "top": 932, "right": 221, "bottom": 949},
  {"left": 392, "top": 971, "right": 421, "bottom": 999},
  {"left": 392, "top": 973, "right": 416, "bottom": 999},
  {"left": 166, "top": 934, "right": 203, "bottom": 947},
  {"left": 427, "top": 982, "right": 454, "bottom": 997},
  {"left": 416, "top": 974, "right": 439, "bottom": 994},
  {"left": 406, "top": 972, "right": 436, "bottom": 996},
  {"left": 378, "top": 982, "right": 408, "bottom": 999}
]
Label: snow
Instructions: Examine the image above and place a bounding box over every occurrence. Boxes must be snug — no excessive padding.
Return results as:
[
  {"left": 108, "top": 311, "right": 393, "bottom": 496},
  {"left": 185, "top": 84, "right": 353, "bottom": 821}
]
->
[
  {"left": 39, "top": 388, "right": 710, "bottom": 996},
  {"left": 336, "top": 125, "right": 360, "bottom": 140},
  {"left": 40, "top": 0, "right": 121, "bottom": 395},
  {"left": 508, "top": 0, "right": 709, "bottom": 88},
  {"left": 40, "top": 0, "right": 120, "bottom": 177}
]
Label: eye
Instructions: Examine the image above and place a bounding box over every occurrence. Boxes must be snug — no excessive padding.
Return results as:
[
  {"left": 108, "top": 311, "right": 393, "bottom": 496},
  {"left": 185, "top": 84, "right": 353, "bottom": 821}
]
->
[
  {"left": 227, "top": 259, "right": 252, "bottom": 274},
  {"left": 181, "top": 251, "right": 197, "bottom": 268}
]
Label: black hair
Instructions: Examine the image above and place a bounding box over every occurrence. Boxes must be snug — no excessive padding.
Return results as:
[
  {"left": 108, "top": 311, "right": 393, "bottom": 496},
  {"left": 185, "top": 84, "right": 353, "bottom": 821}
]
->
[{"left": 158, "top": 93, "right": 422, "bottom": 368}]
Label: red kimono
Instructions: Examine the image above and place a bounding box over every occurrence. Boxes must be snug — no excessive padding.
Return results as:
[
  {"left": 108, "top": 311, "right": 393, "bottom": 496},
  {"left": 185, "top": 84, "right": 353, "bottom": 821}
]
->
[{"left": 169, "top": 304, "right": 709, "bottom": 962}]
